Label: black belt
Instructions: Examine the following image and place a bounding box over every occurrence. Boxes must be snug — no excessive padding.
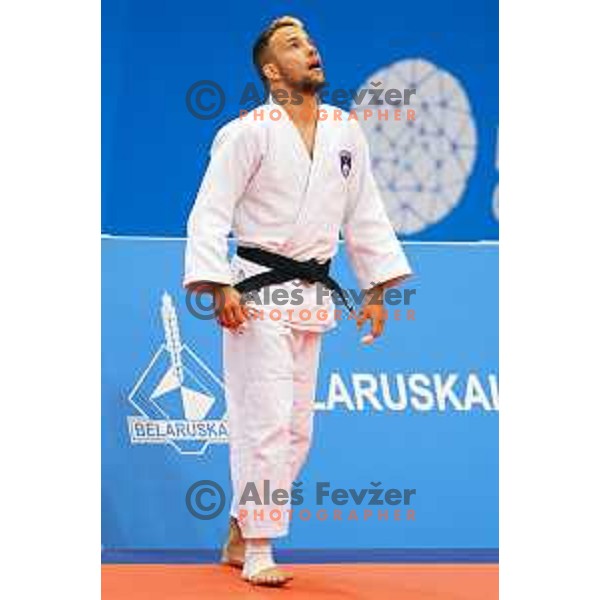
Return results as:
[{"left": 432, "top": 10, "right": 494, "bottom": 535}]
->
[{"left": 234, "top": 246, "right": 353, "bottom": 313}]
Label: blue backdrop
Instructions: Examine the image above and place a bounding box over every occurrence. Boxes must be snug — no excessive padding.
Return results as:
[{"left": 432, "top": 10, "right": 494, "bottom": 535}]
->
[
  {"left": 101, "top": 0, "right": 498, "bottom": 561},
  {"left": 102, "top": 0, "right": 498, "bottom": 241}
]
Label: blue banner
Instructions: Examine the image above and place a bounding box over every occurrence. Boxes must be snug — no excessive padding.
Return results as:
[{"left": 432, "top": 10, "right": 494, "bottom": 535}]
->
[{"left": 101, "top": 238, "right": 498, "bottom": 553}]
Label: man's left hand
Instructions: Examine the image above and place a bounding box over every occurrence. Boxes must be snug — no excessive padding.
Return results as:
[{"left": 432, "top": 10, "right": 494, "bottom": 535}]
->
[{"left": 357, "top": 286, "right": 387, "bottom": 343}]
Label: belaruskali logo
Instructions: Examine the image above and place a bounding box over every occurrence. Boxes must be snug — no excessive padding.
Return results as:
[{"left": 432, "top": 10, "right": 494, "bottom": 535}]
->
[{"left": 127, "top": 292, "right": 228, "bottom": 457}]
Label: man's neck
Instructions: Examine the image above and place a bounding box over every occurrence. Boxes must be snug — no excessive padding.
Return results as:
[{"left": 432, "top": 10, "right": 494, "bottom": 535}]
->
[{"left": 271, "top": 86, "right": 318, "bottom": 125}]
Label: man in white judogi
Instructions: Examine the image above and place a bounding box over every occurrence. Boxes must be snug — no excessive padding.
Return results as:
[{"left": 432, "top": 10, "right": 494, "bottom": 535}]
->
[{"left": 184, "top": 16, "right": 412, "bottom": 586}]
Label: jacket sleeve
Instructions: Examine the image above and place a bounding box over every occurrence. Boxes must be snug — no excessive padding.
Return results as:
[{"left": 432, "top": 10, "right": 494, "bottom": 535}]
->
[
  {"left": 183, "top": 121, "right": 261, "bottom": 287},
  {"left": 342, "top": 123, "right": 412, "bottom": 290}
]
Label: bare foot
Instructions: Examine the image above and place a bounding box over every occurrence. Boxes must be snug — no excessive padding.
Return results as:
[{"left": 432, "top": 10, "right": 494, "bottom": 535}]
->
[
  {"left": 221, "top": 517, "right": 245, "bottom": 569},
  {"left": 242, "top": 566, "right": 294, "bottom": 587}
]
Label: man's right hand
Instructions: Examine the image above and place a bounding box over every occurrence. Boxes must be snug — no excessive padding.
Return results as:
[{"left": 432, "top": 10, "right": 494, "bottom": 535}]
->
[{"left": 213, "top": 284, "right": 249, "bottom": 330}]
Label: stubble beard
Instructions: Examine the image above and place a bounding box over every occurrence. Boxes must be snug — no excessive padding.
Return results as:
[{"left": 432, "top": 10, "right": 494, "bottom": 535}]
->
[{"left": 280, "top": 67, "right": 326, "bottom": 96}]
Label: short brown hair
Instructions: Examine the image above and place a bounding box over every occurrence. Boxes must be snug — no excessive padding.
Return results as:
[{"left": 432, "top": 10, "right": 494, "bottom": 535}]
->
[{"left": 252, "top": 16, "right": 304, "bottom": 88}]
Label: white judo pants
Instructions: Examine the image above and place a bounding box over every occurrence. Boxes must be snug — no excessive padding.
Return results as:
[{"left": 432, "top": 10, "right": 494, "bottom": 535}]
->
[{"left": 224, "top": 317, "right": 322, "bottom": 539}]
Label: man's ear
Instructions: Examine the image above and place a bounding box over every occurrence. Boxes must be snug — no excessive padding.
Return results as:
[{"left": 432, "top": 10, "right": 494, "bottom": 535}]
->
[{"left": 262, "top": 62, "right": 279, "bottom": 83}]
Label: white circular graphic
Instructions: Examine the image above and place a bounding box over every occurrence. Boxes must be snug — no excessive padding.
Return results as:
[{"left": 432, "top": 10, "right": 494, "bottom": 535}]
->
[
  {"left": 492, "top": 184, "right": 498, "bottom": 220},
  {"left": 353, "top": 59, "right": 477, "bottom": 234}
]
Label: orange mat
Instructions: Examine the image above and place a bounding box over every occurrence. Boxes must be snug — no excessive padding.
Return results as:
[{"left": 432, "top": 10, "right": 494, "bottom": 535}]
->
[{"left": 102, "top": 563, "right": 498, "bottom": 600}]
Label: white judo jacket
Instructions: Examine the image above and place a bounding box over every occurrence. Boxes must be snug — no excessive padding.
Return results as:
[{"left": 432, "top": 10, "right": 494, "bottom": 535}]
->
[{"left": 184, "top": 100, "right": 412, "bottom": 330}]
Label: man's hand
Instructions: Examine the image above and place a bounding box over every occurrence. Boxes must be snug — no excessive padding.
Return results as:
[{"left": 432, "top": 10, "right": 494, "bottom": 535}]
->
[
  {"left": 215, "top": 285, "right": 249, "bottom": 330},
  {"left": 356, "top": 284, "right": 387, "bottom": 344},
  {"left": 187, "top": 282, "right": 249, "bottom": 331}
]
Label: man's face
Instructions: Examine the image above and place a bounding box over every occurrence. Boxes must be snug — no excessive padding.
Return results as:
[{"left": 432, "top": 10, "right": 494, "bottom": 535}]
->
[{"left": 265, "top": 25, "right": 326, "bottom": 92}]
